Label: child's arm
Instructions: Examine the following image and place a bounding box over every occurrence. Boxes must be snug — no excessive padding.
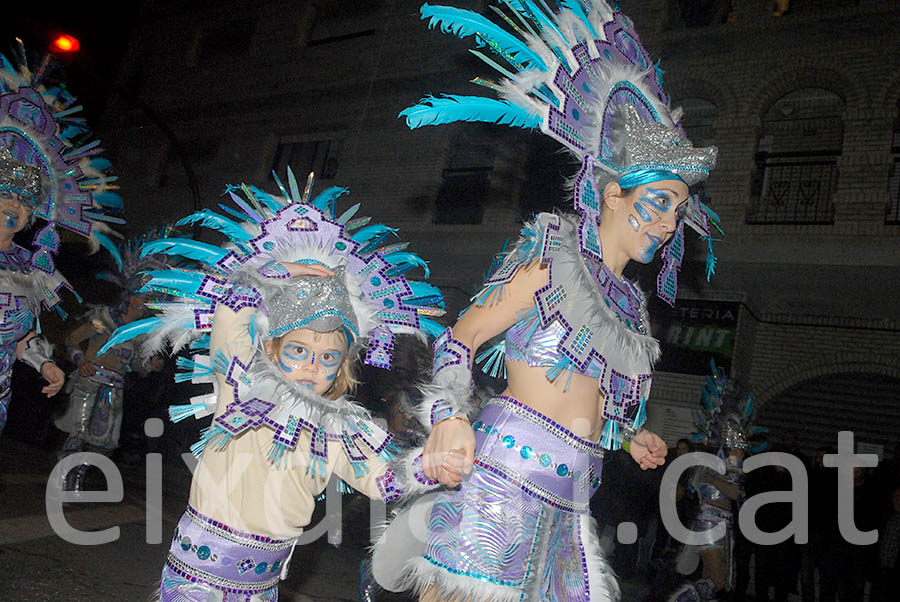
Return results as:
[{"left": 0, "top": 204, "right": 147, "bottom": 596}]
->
[{"left": 332, "top": 449, "right": 402, "bottom": 504}]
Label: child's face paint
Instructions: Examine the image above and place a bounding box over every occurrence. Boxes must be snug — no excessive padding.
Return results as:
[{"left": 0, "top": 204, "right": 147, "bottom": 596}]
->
[
  {"left": 0, "top": 189, "right": 33, "bottom": 236},
  {"left": 270, "top": 328, "right": 347, "bottom": 394},
  {"left": 621, "top": 181, "right": 689, "bottom": 264}
]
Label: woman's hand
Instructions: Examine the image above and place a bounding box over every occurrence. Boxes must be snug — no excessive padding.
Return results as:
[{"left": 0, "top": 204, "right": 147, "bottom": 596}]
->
[
  {"left": 40, "top": 362, "right": 65, "bottom": 397},
  {"left": 423, "top": 418, "right": 475, "bottom": 487},
  {"left": 281, "top": 262, "right": 334, "bottom": 278},
  {"left": 629, "top": 428, "right": 667, "bottom": 470}
]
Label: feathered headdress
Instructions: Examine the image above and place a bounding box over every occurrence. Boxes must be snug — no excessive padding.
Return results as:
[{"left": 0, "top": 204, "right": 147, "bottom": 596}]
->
[
  {"left": 0, "top": 43, "right": 125, "bottom": 275},
  {"left": 692, "top": 359, "right": 767, "bottom": 453},
  {"left": 400, "top": 1, "right": 723, "bottom": 304},
  {"left": 98, "top": 169, "right": 446, "bottom": 369}
]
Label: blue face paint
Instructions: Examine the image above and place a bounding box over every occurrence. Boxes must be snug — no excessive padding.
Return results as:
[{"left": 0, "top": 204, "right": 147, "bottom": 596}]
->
[
  {"left": 5, "top": 215, "right": 16, "bottom": 229},
  {"left": 278, "top": 357, "right": 294, "bottom": 374},
  {"left": 638, "top": 233, "right": 664, "bottom": 263},
  {"left": 281, "top": 344, "right": 309, "bottom": 362},
  {"left": 632, "top": 202, "right": 653, "bottom": 223}
]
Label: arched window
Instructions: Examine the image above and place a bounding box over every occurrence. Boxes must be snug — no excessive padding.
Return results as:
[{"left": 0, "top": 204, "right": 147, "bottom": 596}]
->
[
  {"left": 887, "top": 99, "right": 900, "bottom": 225},
  {"left": 747, "top": 88, "right": 844, "bottom": 224}
]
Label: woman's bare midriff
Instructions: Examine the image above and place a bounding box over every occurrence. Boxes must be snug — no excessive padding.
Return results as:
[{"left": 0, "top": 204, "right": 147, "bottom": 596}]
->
[{"left": 503, "top": 359, "right": 603, "bottom": 439}]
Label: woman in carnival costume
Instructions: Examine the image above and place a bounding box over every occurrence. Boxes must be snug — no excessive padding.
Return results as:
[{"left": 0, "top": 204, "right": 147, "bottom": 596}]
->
[
  {"left": 54, "top": 228, "right": 171, "bottom": 493},
  {"left": 0, "top": 44, "right": 125, "bottom": 438},
  {"left": 372, "top": 2, "right": 719, "bottom": 601},
  {"left": 99, "top": 171, "right": 446, "bottom": 601},
  {"left": 670, "top": 361, "right": 766, "bottom": 602}
]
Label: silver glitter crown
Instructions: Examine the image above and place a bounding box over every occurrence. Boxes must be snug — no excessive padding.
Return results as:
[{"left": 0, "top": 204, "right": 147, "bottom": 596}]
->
[
  {"left": 0, "top": 147, "right": 42, "bottom": 200},
  {"left": 607, "top": 105, "right": 718, "bottom": 186},
  {"left": 265, "top": 265, "right": 359, "bottom": 339}
]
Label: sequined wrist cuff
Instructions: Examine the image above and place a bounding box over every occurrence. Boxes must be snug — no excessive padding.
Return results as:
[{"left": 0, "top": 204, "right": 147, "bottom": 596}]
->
[{"left": 20, "top": 336, "right": 54, "bottom": 373}]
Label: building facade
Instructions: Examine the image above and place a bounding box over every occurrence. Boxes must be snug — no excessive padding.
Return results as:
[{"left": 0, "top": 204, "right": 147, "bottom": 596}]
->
[{"left": 102, "top": 0, "right": 900, "bottom": 456}]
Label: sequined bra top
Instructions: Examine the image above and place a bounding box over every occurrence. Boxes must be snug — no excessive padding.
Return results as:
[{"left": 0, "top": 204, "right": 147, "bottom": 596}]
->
[{"left": 504, "top": 309, "right": 604, "bottom": 379}]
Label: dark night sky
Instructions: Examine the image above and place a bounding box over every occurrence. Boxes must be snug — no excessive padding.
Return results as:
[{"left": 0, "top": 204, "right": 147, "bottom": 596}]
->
[{"left": 1, "top": 1, "right": 142, "bottom": 123}]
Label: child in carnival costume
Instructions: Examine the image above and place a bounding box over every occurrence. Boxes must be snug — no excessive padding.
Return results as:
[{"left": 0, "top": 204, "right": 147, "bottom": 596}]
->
[
  {"left": 0, "top": 44, "right": 126, "bottom": 438},
  {"left": 99, "top": 171, "right": 446, "bottom": 601},
  {"left": 55, "top": 228, "right": 172, "bottom": 493},
  {"left": 372, "top": 2, "right": 720, "bottom": 601},
  {"left": 670, "top": 360, "right": 767, "bottom": 602}
]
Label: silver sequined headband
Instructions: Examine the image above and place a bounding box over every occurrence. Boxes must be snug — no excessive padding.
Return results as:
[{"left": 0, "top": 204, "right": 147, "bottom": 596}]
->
[
  {"left": 0, "top": 147, "right": 41, "bottom": 201},
  {"left": 264, "top": 265, "right": 359, "bottom": 340}
]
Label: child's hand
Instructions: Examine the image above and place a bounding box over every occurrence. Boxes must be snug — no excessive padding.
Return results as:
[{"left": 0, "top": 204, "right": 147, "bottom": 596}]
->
[{"left": 280, "top": 262, "right": 334, "bottom": 278}]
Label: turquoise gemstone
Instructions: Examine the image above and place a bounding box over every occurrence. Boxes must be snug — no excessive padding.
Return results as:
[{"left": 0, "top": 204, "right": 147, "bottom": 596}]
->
[
  {"left": 592, "top": 477, "right": 601, "bottom": 488},
  {"left": 502, "top": 435, "right": 515, "bottom": 448},
  {"left": 371, "top": 276, "right": 381, "bottom": 286},
  {"left": 582, "top": 82, "right": 591, "bottom": 93},
  {"left": 335, "top": 241, "right": 346, "bottom": 250},
  {"left": 473, "top": 420, "right": 483, "bottom": 431},
  {"left": 520, "top": 446, "right": 534, "bottom": 459},
  {"left": 539, "top": 454, "right": 552, "bottom": 467},
  {"left": 196, "top": 545, "right": 210, "bottom": 560},
  {"left": 180, "top": 537, "right": 191, "bottom": 551},
  {"left": 483, "top": 425, "right": 492, "bottom": 435},
  {"left": 572, "top": 108, "right": 580, "bottom": 120},
  {"left": 383, "top": 299, "right": 394, "bottom": 308},
  {"left": 557, "top": 464, "right": 569, "bottom": 477},
  {"left": 255, "top": 562, "right": 268, "bottom": 574}
]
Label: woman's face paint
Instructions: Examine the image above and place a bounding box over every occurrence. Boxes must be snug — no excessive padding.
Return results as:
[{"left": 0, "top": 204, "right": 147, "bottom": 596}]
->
[
  {"left": 620, "top": 180, "right": 689, "bottom": 264},
  {"left": 0, "top": 189, "right": 32, "bottom": 235},
  {"left": 270, "top": 328, "right": 347, "bottom": 394}
]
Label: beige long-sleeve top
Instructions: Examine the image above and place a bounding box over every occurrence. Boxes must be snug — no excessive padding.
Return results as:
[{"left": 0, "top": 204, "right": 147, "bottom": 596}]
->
[{"left": 188, "top": 304, "right": 389, "bottom": 539}]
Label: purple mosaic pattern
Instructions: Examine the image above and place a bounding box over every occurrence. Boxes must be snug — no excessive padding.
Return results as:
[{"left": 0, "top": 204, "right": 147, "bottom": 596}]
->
[
  {"left": 431, "top": 327, "right": 471, "bottom": 377},
  {"left": 540, "top": 10, "right": 667, "bottom": 164},
  {"left": 601, "top": 370, "right": 650, "bottom": 426},
  {"left": 657, "top": 220, "right": 685, "bottom": 307},
  {"left": 573, "top": 157, "right": 603, "bottom": 264},
  {"left": 376, "top": 470, "right": 403, "bottom": 503}
]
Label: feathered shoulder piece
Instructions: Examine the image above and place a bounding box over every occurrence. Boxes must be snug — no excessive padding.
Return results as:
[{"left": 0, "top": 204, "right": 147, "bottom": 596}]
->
[
  {"left": 171, "top": 349, "right": 397, "bottom": 476},
  {"left": 0, "top": 43, "right": 126, "bottom": 274},
  {"left": 472, "top": 211, "right": 659, "bottom": 449},
  {"left": 98, "top": 169, "right": 446, "bottom": 369}
]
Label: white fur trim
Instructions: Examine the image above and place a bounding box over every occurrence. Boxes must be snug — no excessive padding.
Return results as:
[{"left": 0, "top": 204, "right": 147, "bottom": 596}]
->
[{"left": 581, "top": 513, "right": 621, "bottom": 602}]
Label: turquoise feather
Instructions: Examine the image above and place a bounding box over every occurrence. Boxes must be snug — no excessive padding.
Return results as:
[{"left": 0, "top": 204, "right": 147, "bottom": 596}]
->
[
  {"left": 420, "top": 3, "right": 547, "bottom": 70},
  {"left": 559, "top": 0, "right": 599, "bottom": 38},
  {"left": 418, "top": 317, "right": 445, "bottom": 339},
  {"left": 310, "top": 186, "right": 349, "bottom": 216},
  {"left": 141, "top": 238, "right": 229, "bottom": 270},
  {"left": 93, "top": 231, "right": 123, "bottom": 271},
  {"left": 96, "top": 316, "right": 162, "bottom": 357},
  {"left": 351, "top": 224, "right": 397, "bottom": 243},
  {"left": 384, "top": 251, "right": 430, "bottom": 278},
  {"left": 247, "top": 185, "right": 284, "bottom": 212},
  {"left": 176, "top": 209, "right": 252, "bottom": 243},
  {"left": 400, "top": 94, "right": 542, "bottom": 130},
  {"left": 138, "top": 270, "right": 209, "bottom": 300},
  {"left": 93, "top": 191, "right": 123, "bottom": 209}
]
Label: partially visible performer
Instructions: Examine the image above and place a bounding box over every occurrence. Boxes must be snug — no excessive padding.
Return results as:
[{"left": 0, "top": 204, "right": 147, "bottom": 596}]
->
[
  {"left": 100, "top": 174, "right": 446, "bottom": 601},
  {"left": 373, "top": 2, "right": 720, "bottom": 601},
  {"left": 55, "top": 229, "right": 170, "bottom": 491},
  {"left": 0, "top": 44, "right": 126, "bottom": 438},
  {"left": 670, "top": 361, "right": 765, "bottom": 602}
]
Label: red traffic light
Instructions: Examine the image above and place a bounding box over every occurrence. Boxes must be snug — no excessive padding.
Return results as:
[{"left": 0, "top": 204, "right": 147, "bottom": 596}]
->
[{"left": 51, "top": 34, "right": 80, "bottom": 53}]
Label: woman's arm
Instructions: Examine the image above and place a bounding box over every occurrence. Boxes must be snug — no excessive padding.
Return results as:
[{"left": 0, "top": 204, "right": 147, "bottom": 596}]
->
[
  {"left": 423, "top": 260, "right": 548, "bottom": 487},
  {"left": 16, "top": 332, "right": 65, "bottom": 397}
]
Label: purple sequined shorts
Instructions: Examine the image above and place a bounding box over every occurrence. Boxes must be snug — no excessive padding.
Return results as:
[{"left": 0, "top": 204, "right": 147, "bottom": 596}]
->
[
  {"left": 158, "top": 505, "right": 295, "bottom": 602},
  {"left": 422, "top": 395, "right": 613, "bottom": 601}
]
